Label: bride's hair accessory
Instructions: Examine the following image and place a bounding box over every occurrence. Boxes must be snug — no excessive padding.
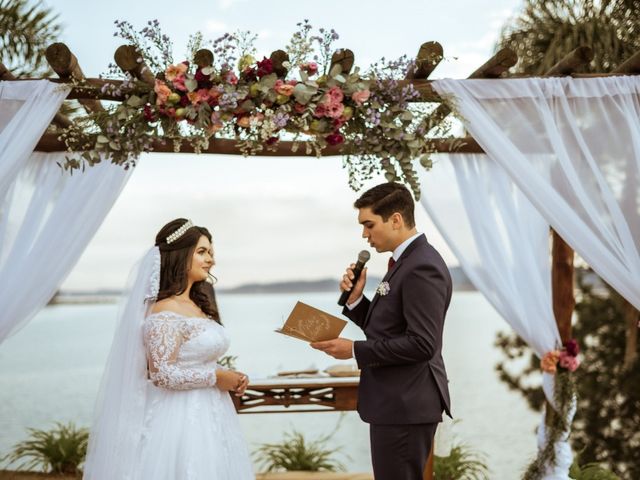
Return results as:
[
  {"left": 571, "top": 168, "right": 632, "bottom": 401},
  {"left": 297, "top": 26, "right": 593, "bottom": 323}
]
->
[{"left": 166, "top": 219, "right": 193, "bottom": 244}]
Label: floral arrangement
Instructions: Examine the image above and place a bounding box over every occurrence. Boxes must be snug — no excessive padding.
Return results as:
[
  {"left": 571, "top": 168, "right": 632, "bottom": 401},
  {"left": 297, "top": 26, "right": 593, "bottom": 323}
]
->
[
  {"left": 59, "top": 20, "right": 454, "bottom": 198},
  {"left": 540, "top": 339, "right": 581, "bottom": 374}
]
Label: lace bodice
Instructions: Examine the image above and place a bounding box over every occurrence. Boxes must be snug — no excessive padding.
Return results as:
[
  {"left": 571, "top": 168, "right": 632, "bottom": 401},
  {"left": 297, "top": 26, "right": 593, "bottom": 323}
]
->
[{"left": 143, "top": 311, "right": 230, "bottom": 390}]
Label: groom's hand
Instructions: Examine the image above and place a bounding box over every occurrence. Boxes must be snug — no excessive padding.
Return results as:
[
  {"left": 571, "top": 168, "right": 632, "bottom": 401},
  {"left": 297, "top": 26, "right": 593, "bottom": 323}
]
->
[
  {"left": 340, "top": 264, "right": 367, "bottom": 305},
  {"left": 310, "top": 338, "right": 354, "bottom": 359}
]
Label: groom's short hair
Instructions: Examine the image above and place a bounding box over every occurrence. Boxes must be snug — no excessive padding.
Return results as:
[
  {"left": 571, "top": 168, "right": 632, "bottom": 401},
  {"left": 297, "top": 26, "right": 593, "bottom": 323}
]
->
[{"left": 354, "top": 182, "right": 415, "bottom": 228}]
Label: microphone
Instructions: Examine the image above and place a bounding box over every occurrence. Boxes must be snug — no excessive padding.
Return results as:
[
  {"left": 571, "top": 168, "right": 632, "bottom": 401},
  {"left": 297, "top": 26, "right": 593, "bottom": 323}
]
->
[{"left": 338, "top": 250, "right": 371, "bottom": 306}]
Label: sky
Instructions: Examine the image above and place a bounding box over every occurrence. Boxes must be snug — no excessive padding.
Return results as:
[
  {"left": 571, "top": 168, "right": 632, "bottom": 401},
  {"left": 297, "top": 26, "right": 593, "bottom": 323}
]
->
[{"left": 48, "top": 0, "right": 524, "bottom": 290}]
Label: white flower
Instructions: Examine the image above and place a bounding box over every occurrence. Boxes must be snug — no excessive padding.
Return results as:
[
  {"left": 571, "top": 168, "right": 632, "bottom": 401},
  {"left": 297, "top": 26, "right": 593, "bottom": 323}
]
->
[{"left": 376, "top": 281, "right": 391, "bottom": 296}]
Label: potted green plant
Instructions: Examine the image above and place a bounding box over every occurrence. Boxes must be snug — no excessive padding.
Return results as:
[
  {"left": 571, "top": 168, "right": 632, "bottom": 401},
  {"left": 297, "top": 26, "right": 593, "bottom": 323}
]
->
[{"left": 1, "top": 422, "right": 88, "bottom": 477}]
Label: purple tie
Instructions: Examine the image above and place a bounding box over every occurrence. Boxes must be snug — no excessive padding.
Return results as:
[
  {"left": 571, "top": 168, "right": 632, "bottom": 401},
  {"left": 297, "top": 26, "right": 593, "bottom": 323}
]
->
[{"left": 387, "top": 257, "right": 396, "bottom": 271}]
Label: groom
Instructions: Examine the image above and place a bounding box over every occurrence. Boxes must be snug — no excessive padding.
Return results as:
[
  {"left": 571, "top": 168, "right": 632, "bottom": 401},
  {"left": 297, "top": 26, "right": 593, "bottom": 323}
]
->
[{"left": 311, "top": 182, "right": 452, "bottom": 480}]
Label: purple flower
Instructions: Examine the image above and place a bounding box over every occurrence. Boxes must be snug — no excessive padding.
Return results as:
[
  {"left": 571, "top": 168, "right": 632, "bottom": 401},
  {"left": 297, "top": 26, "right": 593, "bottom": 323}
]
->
[
  {"left": 273, "top": 112, "right": 289, "bottom": 128},
  {"left": 218, "top": 92, "right": 238, "bottom": 110}
]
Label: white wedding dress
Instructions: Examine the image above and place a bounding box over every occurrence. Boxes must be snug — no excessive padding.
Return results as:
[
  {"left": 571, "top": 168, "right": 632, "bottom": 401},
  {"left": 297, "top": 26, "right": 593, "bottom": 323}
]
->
[{"left": 137, "top": 311, "right": 254, "bottom": 479}]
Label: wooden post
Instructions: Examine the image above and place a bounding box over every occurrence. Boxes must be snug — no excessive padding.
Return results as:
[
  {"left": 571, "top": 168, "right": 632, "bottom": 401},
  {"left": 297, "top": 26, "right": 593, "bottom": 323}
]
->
[
  {"left": 546, "top": 230, "right": 575, "bottom": 427},
  {"left": 551, "top": 230, "right": 575, "bottom": 342}
]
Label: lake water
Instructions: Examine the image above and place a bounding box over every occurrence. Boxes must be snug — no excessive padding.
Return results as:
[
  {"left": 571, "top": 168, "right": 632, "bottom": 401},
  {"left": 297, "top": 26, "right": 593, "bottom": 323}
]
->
[{"left": 0, "top": 291, "right": 540, "bottom": 478}]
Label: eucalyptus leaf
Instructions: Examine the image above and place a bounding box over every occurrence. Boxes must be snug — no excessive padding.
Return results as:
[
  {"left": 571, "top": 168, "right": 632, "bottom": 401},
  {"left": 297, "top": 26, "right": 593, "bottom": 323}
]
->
[
  {"left": 201, "top": 66, "right": 215, "bottom": 75},
  {"left": 260, "top": 73, "right": 278, "bottom": 89},
  {"left": 185, "top": 78, "right": 198, "bottom": 92},
  {"left": 126, "top": 95, "right": 143, "bottom": 107},
  {"left": 329, "top": 64, "right": 342, "bottom": 77},
  {"left": 96, "top": 135, "right": 109, "bottom": 144},
  {"left": 293, "top": 84, "right": 313, "bottom": 104}
]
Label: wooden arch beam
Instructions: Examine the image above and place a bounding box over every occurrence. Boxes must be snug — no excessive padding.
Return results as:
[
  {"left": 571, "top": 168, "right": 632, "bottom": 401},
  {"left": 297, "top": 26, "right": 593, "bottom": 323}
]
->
[
  {"left": 406, "top": 41, "right": 443, "bottom": 80},
  {"left": 614, "top": 50, "right": 640, "bottom": 74},
  {"left": 45, "top": 42, "right": 105, "bottom": 113},
  {"left": 114, "top": 45, "right": 156, "bottom": 86},
  {"left": 420, "top": 46, "right": 518, "bottom": 136}
]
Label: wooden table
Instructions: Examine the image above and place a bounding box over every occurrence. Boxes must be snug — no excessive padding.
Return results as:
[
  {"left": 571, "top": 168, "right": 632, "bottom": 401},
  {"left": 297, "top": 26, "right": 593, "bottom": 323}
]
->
[{"left": 232, "top": 376, "right": 359, "bottom": 413}]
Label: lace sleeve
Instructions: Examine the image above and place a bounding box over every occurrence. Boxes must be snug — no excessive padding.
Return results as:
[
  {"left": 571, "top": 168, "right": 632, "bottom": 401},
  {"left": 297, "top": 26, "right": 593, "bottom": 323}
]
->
[{"left": 144, "top": 318, "right": 217, "bottom": 390}]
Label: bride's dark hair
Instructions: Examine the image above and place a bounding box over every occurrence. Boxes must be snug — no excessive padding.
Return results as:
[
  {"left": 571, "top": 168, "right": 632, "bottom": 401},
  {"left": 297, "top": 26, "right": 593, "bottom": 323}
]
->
[{"left": 154, "top": 218, "right": 220, "bottom": 323}]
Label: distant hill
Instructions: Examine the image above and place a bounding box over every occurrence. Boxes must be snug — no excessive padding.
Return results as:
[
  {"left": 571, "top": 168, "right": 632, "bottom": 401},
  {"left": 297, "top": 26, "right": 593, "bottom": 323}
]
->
[
  {"left": 220, "top": 267, "right": 475, "bottom": 294},
  {"left": 49, "top": 267, "right": 476, "bottom": 304}
]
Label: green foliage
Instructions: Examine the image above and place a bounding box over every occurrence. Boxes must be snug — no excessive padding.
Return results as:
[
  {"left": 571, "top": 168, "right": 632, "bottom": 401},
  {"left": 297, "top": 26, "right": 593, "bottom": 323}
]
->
[
  {"left": 1, "top": 422, "right": 89, "bottom": 474},
  {"left": 523, "top": 371, "right": 577, "bottom": 480},
  {"left": 218, "top": 355, "right": 237, "bottom": 370},
  {"left": 497, "top": 0, "right": 639, "bottom": 74},
  {"left": 253, "top": 425, "right": 346, "bottom": 472},
  {"left": 0, "top": 0, "right": 61, "bottom": 76},
  {"left": 570, "top": 460, "right": 622, "bottom": 480},
  {"left": 494, "top": 269, "right": 640, "bottom": 479},
  {"left": 433, "top": 442, "right": 490, "bottom": 480}
]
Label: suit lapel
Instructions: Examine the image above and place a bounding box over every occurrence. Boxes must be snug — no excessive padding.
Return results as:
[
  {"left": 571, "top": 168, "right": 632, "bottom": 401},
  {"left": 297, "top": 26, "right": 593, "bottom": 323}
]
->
[{"left": 363, "top": 234, "right": 427, "bottom": 327}]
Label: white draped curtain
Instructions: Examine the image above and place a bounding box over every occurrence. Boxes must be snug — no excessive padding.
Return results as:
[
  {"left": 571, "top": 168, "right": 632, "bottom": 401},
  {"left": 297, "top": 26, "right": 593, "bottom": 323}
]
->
[
  {"left": 419, "top": 154, "right": 574, "bottom": 478},
  {"left": 420, "top": 76, "right": 640, "bottom": 479},
  {"left": 0, "top": 81, "right": 132, "bottom": 342},
  {"left": 0, "top": 153, "right": 132, "bottom": 342},
  {"left": 0, "top": 80, "right": 70, "bottom": 197},
  {"left": 433, "top": 76, "right": 640, "bottom": 310}
]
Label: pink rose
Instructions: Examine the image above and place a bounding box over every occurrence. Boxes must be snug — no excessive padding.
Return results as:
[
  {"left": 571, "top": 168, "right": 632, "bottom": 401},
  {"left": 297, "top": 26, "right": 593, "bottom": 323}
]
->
[
  {"left": 187, "top": 88, "right": 210, "bottom": 105},
  {"left": 351, "top": 89, "right": 370, "bottom": 105},
  {"left": 172, "top": 75, "right": 187, "bottom": 92},
  {"left": 300, "top": 62, "right": 318, "bottom": 75},
  {"left": 559, "top": 351, "right": 580, "bottom": 372},
  {"left": 327, "top": 86, "right": 344, "bottom": 104},
  {"left": 325, "top": 102, "right": 344, "bottom": 119},
  {"left": 314, "top": 103, "right": 327, "bottom": 118},
  {"left": 293, "top": 103, "right": 306, "bottom": 114}
]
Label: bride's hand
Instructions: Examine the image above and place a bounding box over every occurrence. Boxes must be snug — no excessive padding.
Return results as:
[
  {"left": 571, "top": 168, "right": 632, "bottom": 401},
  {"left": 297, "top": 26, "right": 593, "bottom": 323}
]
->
[
  {"left": 216, "top": 370, "right": 245, "bottom": 392},
  {"left": 233, "top": 372, "right": 249, "bottom": 397}
]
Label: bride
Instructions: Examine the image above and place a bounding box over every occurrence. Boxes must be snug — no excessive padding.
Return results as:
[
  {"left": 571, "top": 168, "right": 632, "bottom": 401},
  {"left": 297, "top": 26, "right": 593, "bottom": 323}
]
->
[{"left": 83, "top": 218, "right": 254, "bottom": 479}]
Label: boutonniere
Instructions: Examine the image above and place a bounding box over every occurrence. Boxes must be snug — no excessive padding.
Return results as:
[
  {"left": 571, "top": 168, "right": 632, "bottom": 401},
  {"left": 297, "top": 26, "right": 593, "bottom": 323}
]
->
[{"left": 376, "top": 281, "right": 391, "bottom": 296}]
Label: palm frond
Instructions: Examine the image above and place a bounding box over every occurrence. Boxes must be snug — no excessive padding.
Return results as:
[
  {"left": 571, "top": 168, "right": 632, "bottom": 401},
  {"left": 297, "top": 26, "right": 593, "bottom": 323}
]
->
[{"left": 0, "top": 0, "right": 61, "bottom": 76}]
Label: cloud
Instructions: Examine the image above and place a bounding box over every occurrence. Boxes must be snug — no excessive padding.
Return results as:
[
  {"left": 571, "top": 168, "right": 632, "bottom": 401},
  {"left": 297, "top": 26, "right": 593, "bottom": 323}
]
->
[
  {"left": 218, "top": 0, "right": 245, "bottom": 10},
  {"left": 205, "top": 20, "right": 228, "bottom": 33},
  {"left": 434, "top": 6, "right": 519, "bottom": 78}
]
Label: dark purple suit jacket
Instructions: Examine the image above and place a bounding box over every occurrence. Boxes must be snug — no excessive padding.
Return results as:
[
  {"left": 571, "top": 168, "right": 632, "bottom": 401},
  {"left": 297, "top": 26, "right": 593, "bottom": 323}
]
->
[{"left": 343, "top": 234, "right": 452, "bottom": 424}]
